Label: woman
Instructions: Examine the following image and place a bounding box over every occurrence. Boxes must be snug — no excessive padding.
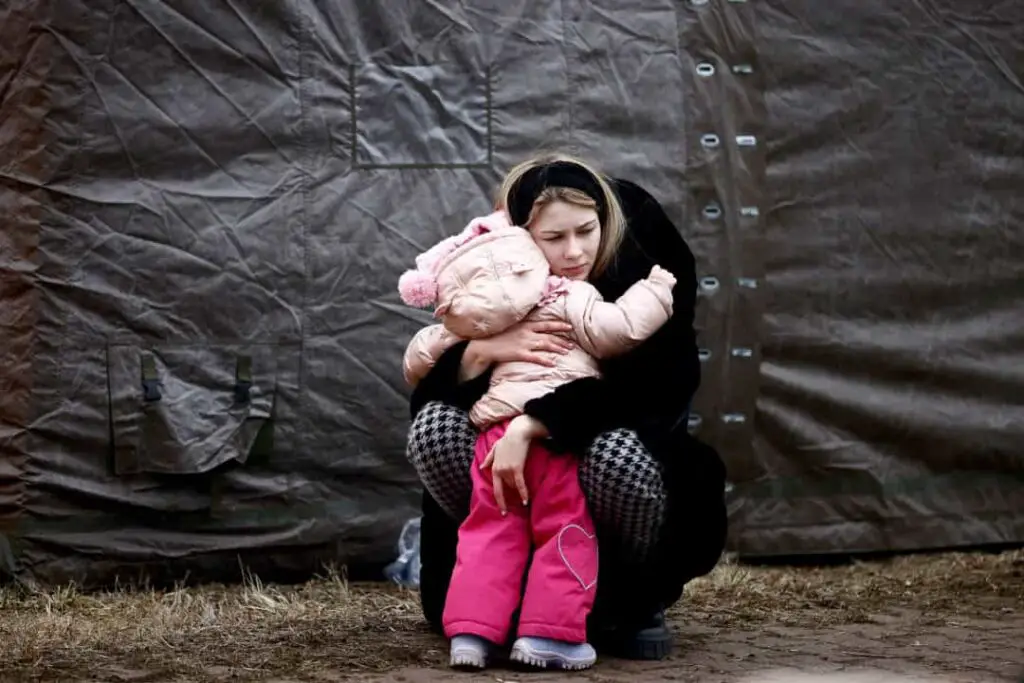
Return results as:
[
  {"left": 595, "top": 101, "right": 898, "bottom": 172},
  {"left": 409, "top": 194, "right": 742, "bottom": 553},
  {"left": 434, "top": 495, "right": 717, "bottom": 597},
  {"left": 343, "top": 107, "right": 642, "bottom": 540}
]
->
[{"left": 405, "top": 152, "right": 728, "bottom": 660}]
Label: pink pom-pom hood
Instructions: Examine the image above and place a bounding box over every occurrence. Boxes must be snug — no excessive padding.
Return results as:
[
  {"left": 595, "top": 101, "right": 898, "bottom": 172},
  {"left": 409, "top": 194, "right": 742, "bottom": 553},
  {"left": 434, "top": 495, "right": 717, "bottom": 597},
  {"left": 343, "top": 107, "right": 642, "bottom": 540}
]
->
[
  {"left": 397, "top": 211, "right": 511, "bottom": 308},
  {"left": 397, "top": 269, "right": 438, "bottom": 308}
]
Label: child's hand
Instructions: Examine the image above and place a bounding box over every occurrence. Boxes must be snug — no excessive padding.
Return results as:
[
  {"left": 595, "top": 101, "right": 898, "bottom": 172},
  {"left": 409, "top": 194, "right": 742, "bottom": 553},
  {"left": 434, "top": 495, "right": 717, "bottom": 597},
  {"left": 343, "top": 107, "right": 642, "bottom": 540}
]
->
[
  {"left": 480, "top": 415, "right": 546, "bottom": 514},
  {"left": 648, "top": 264, "right": 677, "bottom": 287}
]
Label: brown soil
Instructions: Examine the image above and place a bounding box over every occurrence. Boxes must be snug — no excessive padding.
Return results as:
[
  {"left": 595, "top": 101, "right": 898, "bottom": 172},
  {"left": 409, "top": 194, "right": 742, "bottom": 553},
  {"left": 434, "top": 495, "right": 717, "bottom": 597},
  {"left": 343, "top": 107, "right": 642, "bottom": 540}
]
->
[{"left": 1, "top": 550, "right": 1021, "bottom": 682}]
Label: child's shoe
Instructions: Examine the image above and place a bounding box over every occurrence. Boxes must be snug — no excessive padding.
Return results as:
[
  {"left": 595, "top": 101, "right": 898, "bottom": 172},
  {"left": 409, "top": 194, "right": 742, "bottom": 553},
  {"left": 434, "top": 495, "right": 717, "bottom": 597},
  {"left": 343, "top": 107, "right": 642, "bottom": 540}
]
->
[
  {"left": 449, "top": 634, "right": 492, "bottom": 669},
  {"left": 509, "top": 636, "right": 597, "bottom": 670}
]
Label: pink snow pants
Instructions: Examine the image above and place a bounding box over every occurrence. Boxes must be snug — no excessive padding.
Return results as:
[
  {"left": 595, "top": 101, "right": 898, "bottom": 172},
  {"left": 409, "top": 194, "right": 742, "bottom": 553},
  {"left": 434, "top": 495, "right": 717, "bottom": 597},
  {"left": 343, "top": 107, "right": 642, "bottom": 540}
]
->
[{"left": 442, "top": 419, "right": 599, "bottom": 645}]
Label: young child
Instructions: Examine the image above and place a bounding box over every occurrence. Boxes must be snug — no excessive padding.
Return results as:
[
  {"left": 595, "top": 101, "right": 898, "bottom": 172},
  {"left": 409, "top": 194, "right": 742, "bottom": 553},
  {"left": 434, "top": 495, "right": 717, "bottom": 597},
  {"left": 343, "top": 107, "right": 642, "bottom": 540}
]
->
[{"left": 398, "top": 210, "right": 676, "bottom": 671}]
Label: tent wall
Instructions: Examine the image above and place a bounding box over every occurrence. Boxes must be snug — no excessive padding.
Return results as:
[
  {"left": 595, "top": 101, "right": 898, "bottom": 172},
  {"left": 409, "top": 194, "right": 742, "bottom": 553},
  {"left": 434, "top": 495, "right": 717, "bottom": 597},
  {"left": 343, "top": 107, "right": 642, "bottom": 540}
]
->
[
  {"left": 0, "top": 0, "right": 1021, "bottom": 586},
  {"left": 719, "top": 0, "right": 1024, "bottom": 556}
]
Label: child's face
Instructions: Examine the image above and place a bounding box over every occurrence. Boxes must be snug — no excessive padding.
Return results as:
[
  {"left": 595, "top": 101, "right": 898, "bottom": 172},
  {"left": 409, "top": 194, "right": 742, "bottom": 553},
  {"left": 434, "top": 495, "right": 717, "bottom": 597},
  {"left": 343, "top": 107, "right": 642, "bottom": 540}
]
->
[{"left": 528, "top": 201, "right": 601, "bottom": 281}]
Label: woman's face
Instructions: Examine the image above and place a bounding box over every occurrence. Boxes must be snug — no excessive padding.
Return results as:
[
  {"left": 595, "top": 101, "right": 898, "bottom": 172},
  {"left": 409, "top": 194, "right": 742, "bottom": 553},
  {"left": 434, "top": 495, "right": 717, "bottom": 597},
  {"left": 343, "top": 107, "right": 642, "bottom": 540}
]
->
[{"left": 527, "top": 200, "right": 601, "bottom": 281}]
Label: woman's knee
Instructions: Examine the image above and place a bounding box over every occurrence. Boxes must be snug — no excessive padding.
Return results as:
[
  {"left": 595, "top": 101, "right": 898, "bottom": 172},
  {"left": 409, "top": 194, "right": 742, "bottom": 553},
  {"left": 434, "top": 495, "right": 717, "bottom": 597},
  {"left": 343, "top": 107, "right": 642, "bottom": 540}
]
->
[
  {"left": 580, "top": 429, "right": 666, "bottom": 503},
  {"left": 406, "top": 401, "right": 478, "bottom": 520},
  {"left": 406, "top": 401, "right": 475, "bottom": 469},
  {"left": 578, "top": 429, "right": 667, "bottom": 551}
]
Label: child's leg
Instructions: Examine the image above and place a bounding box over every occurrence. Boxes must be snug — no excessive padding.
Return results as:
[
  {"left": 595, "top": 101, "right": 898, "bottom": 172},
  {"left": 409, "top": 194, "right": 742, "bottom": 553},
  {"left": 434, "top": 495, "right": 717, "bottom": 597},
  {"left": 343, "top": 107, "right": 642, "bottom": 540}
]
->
[
  {"left": 442, "top": 421, "right": 530, "bottom": 647},
  {"left": 517, "top": 443, "right": 598, "bottom": 643}
]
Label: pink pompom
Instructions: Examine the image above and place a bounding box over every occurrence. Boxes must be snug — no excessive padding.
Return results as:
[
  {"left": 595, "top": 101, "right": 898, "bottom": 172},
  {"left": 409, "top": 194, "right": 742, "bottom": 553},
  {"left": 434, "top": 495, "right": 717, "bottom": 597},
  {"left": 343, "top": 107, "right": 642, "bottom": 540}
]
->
[{"left": 398, "top": 269, "right": 438, "bottom": 308}]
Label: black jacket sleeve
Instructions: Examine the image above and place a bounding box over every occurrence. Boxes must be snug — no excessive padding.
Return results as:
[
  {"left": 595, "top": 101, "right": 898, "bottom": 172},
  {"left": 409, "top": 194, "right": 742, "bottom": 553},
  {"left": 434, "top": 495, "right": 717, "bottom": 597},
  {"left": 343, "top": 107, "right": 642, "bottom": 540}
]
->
[
  {"left": 408, "top": 340, "right": 493, "bottom": 420},
  {"left": 522, "top": 178, "right": 701, "bottom": 454}
]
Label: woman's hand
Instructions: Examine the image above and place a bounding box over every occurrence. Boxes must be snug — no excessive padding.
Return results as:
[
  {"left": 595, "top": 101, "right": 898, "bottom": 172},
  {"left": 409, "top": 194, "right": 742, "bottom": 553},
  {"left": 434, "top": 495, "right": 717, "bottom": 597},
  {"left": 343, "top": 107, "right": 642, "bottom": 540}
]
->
[
  {"left": 480, "top": 415, "right": 550, "bottom": 514},
  {"left": 458, "top": 319, "right": 575, "bottom": 382}
]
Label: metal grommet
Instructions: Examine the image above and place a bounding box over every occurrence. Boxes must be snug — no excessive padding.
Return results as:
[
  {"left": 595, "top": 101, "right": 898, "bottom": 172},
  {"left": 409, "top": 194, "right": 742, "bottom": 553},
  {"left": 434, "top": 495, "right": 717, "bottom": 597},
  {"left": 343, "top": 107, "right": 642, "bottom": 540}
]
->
[
  {"left": 696, "top": 62, "right": 715, "bottom": 77},
  {"left": 731, "top": 347, "right": 754, "bottom": 358},
  {"left": 737, "top": 277, "right": 758, "bottom": 289},
  {"left": 703, "top": 202, "right": 723, "bottom": 220},
  {"left": 687, "top": 414, "right": 703, "bottom": 431},
  {"left": 722, "top": 412, "right": 747, "bottom": 424},
  {"left": 699, "top": 348, "right": 713, "bottom": 362},
  {"left": 700, "top": 276, "right": 720, "bottom": 292},
  {"left": 736, "top": 134, "right": 757, "bottom": 147},
  {"left": 701, "top": 133, "right": 721, "bottom": 149},
  {"left": 732, "top": 64, "right": 754, "bottom": 74},
  {"left": 740, "top": 205, "right": 760, "bottom": 217},
  {"left": 690, "top": 0, "right": 709, "bottom": 5}
]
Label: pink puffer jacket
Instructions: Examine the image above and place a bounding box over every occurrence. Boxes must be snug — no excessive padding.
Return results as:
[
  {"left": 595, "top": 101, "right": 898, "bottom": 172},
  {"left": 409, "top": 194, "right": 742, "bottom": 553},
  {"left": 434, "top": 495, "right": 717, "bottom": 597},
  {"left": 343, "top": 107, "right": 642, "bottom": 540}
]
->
[{"left": 401, "top": 213, "right": 677, "bottom": 427}]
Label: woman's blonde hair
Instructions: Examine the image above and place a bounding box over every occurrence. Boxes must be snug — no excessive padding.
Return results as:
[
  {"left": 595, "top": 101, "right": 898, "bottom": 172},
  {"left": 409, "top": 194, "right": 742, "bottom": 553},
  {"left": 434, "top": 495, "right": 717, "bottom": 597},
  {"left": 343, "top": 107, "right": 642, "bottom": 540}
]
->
[{"left": 494, "top": 152, "right": 626, "bottom": 278}]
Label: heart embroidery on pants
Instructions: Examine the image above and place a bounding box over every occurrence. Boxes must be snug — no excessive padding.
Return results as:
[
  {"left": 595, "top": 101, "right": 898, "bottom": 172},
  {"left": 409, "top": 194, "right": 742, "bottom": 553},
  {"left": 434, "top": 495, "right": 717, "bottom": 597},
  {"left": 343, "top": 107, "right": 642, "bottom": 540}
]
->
[{"left": 556, "top": 524, "right": 599, "bottom": 591}]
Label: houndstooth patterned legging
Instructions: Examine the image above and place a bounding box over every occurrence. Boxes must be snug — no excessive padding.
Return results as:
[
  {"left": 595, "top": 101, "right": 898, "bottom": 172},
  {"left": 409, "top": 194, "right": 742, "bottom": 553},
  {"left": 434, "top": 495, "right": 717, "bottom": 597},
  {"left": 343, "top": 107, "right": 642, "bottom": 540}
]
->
[{"left": 407, "top": 401, "right": 667, "bottom": 559}]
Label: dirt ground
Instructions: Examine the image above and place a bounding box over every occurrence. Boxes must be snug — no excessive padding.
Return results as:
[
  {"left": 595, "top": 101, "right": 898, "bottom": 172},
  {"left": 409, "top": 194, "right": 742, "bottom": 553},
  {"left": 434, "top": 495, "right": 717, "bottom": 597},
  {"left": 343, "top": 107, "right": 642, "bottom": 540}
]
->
[{"left": 1, "top": 549, "right": 1021, "bottom": 682}]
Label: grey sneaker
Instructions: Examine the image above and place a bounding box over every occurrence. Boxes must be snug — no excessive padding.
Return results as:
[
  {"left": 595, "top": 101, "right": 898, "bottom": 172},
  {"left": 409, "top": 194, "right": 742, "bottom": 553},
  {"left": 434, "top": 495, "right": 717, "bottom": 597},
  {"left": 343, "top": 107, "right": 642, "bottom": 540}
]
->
[
  {"left": 449, "top": 634, "right": 491, "bottom": 669},
  {"left": 509, "top": 636, "right": 597, "bottom": 670}
]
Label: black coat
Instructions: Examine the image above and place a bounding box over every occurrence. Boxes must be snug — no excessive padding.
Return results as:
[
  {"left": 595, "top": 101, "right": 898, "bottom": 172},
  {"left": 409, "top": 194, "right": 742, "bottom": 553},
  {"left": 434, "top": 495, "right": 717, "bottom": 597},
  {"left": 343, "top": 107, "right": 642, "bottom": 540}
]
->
[{"left": 410, "top": 178, "right": 728, "bottom": 631}]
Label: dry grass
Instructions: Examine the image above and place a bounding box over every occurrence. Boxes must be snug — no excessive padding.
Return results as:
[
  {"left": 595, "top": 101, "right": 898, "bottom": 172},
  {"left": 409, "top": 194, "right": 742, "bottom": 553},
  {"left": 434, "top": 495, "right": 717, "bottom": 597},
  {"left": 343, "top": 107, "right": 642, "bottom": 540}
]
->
[
  {"left": 0, "top": 550, "right": 1020, "bottom": 682},
  {"left": 682, "top": 548, "right": 1023, "bottom": 628},
  {"left": 0, "top": 565, "right": 439, "bottom": 682}
]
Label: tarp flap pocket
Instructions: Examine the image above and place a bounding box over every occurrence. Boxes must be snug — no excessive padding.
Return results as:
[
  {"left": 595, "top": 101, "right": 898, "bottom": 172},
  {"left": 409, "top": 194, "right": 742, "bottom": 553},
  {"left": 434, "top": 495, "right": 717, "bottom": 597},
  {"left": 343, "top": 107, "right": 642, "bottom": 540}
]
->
[{"left": 108, "top": 344, "right": 278, "bottom": 476}]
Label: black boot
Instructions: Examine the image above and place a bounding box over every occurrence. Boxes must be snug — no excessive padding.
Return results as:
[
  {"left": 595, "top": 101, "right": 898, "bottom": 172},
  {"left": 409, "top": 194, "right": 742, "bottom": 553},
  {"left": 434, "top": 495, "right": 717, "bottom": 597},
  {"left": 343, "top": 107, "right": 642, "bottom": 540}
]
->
[{"left": 592, "top": 609, "right": 672, "bottom": 660}]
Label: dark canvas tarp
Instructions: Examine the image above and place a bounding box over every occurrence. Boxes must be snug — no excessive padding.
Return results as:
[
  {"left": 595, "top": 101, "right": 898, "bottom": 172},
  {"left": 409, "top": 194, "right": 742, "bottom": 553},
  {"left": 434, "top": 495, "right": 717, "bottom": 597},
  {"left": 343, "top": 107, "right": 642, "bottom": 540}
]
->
[
  {"left": 1, "top": 0, "right": 1022, "bottom": 586},
  {"left": 716, "top": 0, "right": 1024, "bottom": 556}
]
